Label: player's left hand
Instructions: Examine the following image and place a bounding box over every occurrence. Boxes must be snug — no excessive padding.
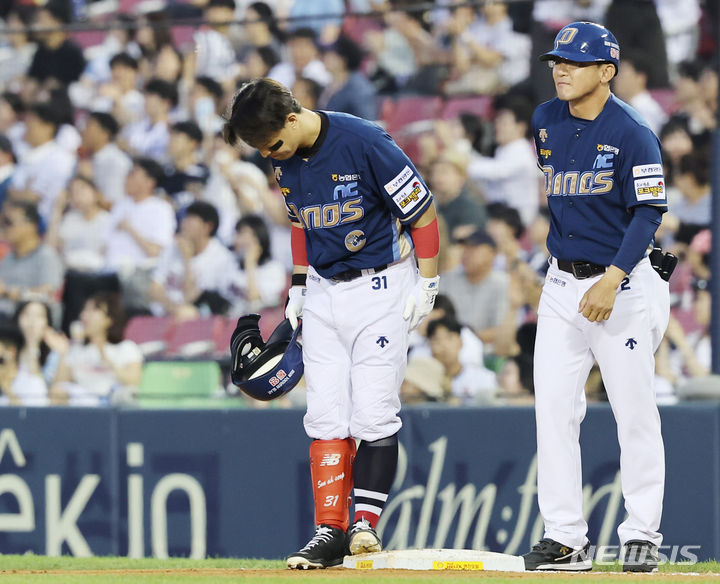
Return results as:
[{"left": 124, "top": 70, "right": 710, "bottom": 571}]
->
[
  {"left": 403, "top": 275, "right": 440, "bottom": 330},
  {"left": 578, "top": 278, "right": 619, "bottom": 322}
]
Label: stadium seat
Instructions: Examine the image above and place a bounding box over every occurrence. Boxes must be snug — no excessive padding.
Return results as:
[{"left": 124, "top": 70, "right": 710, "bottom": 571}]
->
[
  {"left": 137, "top": 360, "right": 223, "bottom": 408},
  {"left": 383, "top": 95, "right": 443, "bottom": 134},
  {"left": 441, "top": 95, "right": 493, "bottom": 120},
  {"left": 165, "top": 316, "right": 223, "bottom": 358},
  {"left": 124, "top": 315, "right": 174, "bottom": 358}
]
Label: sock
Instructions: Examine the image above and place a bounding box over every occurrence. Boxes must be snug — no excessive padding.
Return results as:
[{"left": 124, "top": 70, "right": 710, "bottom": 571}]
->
[
  {"left": 352, "top": 433, "right": 398, "bottom": 528},
  {"left": 309, "top": 438, "right": 356, "bottom": 531}
]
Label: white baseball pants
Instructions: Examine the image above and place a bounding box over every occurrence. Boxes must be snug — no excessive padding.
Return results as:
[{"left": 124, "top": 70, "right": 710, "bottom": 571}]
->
[
  {"left": 534, "top": 257, "right": 670, "bottom": 548},
  {"left": 302, "top": 256, "right": 416, "bottom": 442}
]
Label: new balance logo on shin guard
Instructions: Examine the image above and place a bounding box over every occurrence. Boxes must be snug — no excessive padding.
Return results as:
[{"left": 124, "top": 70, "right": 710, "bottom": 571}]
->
[{"left": 320, "top": 453, "right": 342, "bottom": 466}]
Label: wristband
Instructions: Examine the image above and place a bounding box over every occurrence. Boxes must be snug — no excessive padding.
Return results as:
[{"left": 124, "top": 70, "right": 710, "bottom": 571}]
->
[
  {"left": 290, "top": 224, "right": 309, "bottom": 266},
  {"left": 291, "top": 273, "right": 307, "bottom": 287},
  {"left": 410, "top": 218, "right": 440, "bottom": 259}
]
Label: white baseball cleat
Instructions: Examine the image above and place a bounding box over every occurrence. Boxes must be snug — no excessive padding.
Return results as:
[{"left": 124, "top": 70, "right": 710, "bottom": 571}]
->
[{"left": 347, "top": 518, "right": 382, "bottom": 555}]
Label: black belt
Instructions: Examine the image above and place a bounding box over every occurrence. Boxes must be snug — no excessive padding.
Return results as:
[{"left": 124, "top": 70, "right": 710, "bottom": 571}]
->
[
  {"left": 331, "top": 264, "right": 388, "bottom": 283},
  {"left": 556, "top": 258, "right": 606, "bottom": 279}
]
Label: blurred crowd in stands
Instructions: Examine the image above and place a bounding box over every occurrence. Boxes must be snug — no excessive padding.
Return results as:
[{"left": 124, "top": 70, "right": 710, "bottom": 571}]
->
[{"left": 0, "top": 0, "right": 715, "bottom": 408}]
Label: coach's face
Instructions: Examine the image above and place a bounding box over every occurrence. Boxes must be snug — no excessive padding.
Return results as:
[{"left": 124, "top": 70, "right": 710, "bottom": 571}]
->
[{"left": 551, "top": 59, "right": 615, "bottom": 102}]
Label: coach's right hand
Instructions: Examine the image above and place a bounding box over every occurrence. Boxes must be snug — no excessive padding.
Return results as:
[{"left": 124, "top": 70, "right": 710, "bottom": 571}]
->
[{"left": 285, "top": 286, "right": 306, "bottom": 330}]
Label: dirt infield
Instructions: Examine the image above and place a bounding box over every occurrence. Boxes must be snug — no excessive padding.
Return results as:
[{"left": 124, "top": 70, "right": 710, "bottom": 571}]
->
[{"left": 3, "top": 568, "right": 720, "bottom": 581}]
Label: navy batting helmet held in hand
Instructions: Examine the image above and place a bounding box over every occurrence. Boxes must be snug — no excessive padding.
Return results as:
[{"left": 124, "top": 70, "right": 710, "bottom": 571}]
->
[
  {"left": 540, "top": 21, "right": 620, "bottom": 70},
  {"left": 229, "top": 313, "right": 303, "bottom": 401}
]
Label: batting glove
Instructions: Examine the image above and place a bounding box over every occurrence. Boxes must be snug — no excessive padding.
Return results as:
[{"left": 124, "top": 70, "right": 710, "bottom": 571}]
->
[
  {"left": 403, "top": 275, "right": 440, "bottom": 331},
  {"left": 285, "top": 285, "right": 306, "bottom": 330}
]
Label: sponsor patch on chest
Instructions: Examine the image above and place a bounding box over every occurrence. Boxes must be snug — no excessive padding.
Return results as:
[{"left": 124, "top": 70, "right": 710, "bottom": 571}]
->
[{"left": 634, "top": 176, "right": 665, "bottom": 201}]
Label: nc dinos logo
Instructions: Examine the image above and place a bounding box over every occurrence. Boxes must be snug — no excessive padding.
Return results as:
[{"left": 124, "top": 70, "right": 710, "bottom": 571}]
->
[{"left": 345, "top": 230, "right": 366, "bottom": 252}]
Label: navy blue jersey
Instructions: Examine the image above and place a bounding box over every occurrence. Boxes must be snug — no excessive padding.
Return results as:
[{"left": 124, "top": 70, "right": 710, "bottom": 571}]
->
[
  {"left": 276, "top": 111, "right": 432, "bottom": 278},
  {"left": 532, "top": 94, "right": 667, "bottom": 265}
]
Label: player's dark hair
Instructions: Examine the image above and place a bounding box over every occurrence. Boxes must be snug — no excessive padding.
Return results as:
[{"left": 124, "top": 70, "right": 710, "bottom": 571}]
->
[
  {"left": 223, "top": 78, "right": 301, "bottom": 148},
  {"left": 172, "top": 120, "right": 203, "bottom": 144},
  {"left": 110, "top": 52, "right": 139, "bottom": 70},
  {"left": 678, "top": 151, "right": 710, "bottom": 185},
  {"left": 185, "top": 201, "right": 220, "bottom": 236},
  {"left": 427, "top": 315, "right": 462, "bottom": 339},
  {"left": 145, "top": 78, "right": 179, "bottom": 108},
  {"left": 328, "top": 35, "right": 365, "bottom": 71},
  {"left": 133, "top": 156, "right": 165, "bottom": 187},
  {"left": 235, "top": 213, "right": 272, "bottom": 265},
  {"left": 88, "top": 111, "right": 120, "bottom": 139},
  {"left": 196, "top": 76, "right": 224, "bottom": 100}
]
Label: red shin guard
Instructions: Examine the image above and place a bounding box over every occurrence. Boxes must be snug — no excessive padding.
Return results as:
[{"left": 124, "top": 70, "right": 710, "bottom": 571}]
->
[{"left": 309, "top": 438, "right": 356, "bottom": 530}]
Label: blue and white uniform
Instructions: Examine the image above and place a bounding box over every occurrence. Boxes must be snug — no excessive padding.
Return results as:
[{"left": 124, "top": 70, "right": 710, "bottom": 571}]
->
[
  {"left": 532, "top": 93, "right": 670, "bottom": 549},
  {"left": 275, "top": 111, "right": 433, "bottom": 441}
]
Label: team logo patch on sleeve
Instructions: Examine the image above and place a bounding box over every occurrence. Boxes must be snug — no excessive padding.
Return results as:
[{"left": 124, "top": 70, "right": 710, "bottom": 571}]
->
[
  {"left": 634, "top": 177, "right": 665, "bottom": 201},
  {"left": 384, "top": 165, "right": 413, "bottom": 194},
  {"left": 392, "top": 178, "right": 427, "bottom": 213},
  {"left": 632, "top": 164, "right": 664, "bottom": 178}
]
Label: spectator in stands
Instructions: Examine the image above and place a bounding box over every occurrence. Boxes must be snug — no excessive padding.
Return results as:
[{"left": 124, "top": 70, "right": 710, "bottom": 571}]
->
[
  {"left": 468, "top": 95, "right": 540, "bottom": 226},
  {"left": 526, "top": 206, "right": 551, "bottom": 277},
  {"left": 9, "top": 102, "right": 75, "bottom": 224},
  {"left": 429, "top": 149, "right": 486, "bottom": 243},
  {"left": 51, "top": 292, "right": 143, "bottom": 406},
  {"left": 485, "top": 202, "right": 526, "bottom": 270},
  {"left": 320, "top": 35, "right": 377, "bottom": 120},
  {"left": 0, "top": 325, "right": 47, "bottom": 406},
  {"left": 0, "top": 201, "right": 64, "bottom": 319},
  {"left": 0, "top": 135, "right": 15, "bottom": 209},
  {"left": 0, "top": 92, "right": 27, "bottom": 156},
  {"left": 243, "top": 45, "right": 282, "bottom": 80},
  {"left": 38, "top": 86, "right": 81, "bottom": 156},
  {"left": 666, "top": 150, "right": 711, "bottom": 245},
  {"left": 408, "top": 293, "right": 485, "bottom": 366},
  {"left": 47, "top": 175, "right": 112, "bottom": 273},
  {"left": 674, "top": 60, "right": 717, "bottom": 136},
  {"left": 189, "top": 0, "right": 240, "bottom": 86},
  {"left": 121, "top": 78, "right": 177, "bottom": 161},
  {"left": 13, "top": 299, "right": 67, "bottom": 387},
  {"left": 0, "top": 7, "right": 37, "bottom": 91},
  {"left": 225, "top": 214, "right": 287, "bottom": 316},
  {"left": 162, "top": 121, "right": 210, "bottom": 210},
  {"left": 24, "top": 0, "right": 86, "bottom": 100},
  {"left": 104, "top": 158, "right": 176, "bottom": 311},
  {"left": 653, "top": 0, "right": 702, "bottom": 75},
  {"left": 190, "top": 76, "right": 225, "bottom": 137},
  {"left": 658, "top": 116, "right": 694, "bottom": 187},
  {"left": 443, "top": 0, "right": 531, "bottom": 96},
  {"left": 401, "top": 356, "right": 448, "bottom": 405},
  {"left": 292, "top": 76, "right": 323, "bottom": 111},
  {"left": 442, "top": 229, "right": 510, "bottom": 346},
  {"left": 427, "top": 315, "right": 497, "bottom": 406},
  {"left": 149, "top": 201, "right": 236, "bottom": 318},
  {"left": 97, "top": 53, "right": 145, "bottom": 127},
  {"left": 612, "top": 53, "right": 668, "bottom": 135},
  {"left": 80, "top": 112, "right": 133, "bottom": 206},
  {"left": 238, "top": 2, "right": 285, "bottom": 62},
  {"left": 495, "top": 322, "right": 536, "bottom": 404},
  {"left": 268, "top": 27, "right": 332, "bottom": 89}
]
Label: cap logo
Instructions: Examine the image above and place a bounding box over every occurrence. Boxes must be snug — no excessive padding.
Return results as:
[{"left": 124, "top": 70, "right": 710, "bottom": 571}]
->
[{"left": 555, "top": 27, "right": 578, "bottom": 49}]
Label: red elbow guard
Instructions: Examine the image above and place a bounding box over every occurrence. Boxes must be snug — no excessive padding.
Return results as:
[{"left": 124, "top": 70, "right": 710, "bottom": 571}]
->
[
  {"left": 411, "top": 218, "right": 439, "bottom": 258},
  {"left": 290, "top": 224, "right": 309, "bottom": 266}
]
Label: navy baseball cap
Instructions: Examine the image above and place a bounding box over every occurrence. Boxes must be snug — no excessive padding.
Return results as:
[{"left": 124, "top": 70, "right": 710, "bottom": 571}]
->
[{"left": 540, "top": 21, "right": 620, "bottom": 69}]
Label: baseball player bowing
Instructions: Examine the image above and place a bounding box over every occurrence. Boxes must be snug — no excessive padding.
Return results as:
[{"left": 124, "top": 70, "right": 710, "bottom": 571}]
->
[
  {"left": 523, "top": 23, "right": 670, "bottom": 573},
  {"left": 223, "top": 79, "right": 440, "bottom": 569}
]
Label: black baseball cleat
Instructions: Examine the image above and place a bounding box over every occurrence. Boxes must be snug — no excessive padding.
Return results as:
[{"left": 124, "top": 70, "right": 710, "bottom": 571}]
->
[
  {"left": 347, "top": 518, "right": 382, "bottom": 555},
  {"left": 523, "top": 538, "right": 593, "bottom": 571},
  {"left": 286, "top": 524, "right": 347, "bottom": 569},
  {"left": 622, "top": 540, "right": 659, "bottom": 572}
]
